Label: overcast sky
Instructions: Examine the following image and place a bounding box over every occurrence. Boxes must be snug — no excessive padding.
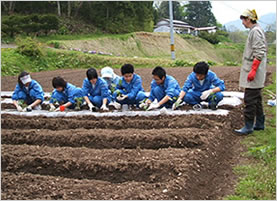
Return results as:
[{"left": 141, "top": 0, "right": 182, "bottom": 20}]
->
[{"left": 211, "top": 1, "right": 276, "bottom": 24}]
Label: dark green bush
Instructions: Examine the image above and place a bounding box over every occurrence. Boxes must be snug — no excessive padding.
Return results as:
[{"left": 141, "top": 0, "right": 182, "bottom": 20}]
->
[
  {"left": 199, "top": 32, "right": 220, "bottom": 44},
  {"left": 199, "top": 30, "right": 230, "bottom": 44},
  {"left": 39, "top": 15, "right": 59, "bottom": 35},
  {"left": 1, "top": 15, "right": 22, "bottom": 37},
  {"left": 1, "top": 14, "right": 59, "bottom": 37}
]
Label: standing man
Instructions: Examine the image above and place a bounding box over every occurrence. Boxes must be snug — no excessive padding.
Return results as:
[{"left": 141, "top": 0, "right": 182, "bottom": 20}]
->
[{"left": 234, "top": 9, "right": 267, "bottom": 135}]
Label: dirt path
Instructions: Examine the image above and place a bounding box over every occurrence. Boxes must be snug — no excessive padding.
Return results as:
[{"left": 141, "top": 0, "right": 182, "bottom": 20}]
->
[
  {"left": 1, "top": 43, "right": 17, "bottom": 48},
  {"left": 1, "top": 66, "right": 275, "bottom": 199}
]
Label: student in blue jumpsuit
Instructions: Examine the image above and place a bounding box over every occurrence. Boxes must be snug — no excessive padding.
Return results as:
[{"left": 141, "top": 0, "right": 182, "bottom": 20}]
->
[
  {"left": 49, "top": 76, "right": 84, "bottom": 112},
  {"left": 173, "top": 61, "right": 225, "bottom": 110},
  {"left": 101, "top": 66, "right": 120, "bottom": 94},
  {"left": 141, "top": 66, "right": 181, "bottom": 110},
  {"left": 12, "top": 71, "right": 44, "bottom": 112},
  {"left": 112, "top": 64, "right": 148, "bottom": 107},
  {"left": 82, "top": 68, "right": 111, "bottom": 111}
]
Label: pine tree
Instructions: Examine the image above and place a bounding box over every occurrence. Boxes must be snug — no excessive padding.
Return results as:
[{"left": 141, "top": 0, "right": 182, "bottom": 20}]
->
[{"left": 185, "top": 1, "right": 216, "bottom": 27}]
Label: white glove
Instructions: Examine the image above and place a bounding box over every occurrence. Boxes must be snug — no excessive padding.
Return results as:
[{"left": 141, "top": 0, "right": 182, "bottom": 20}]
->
[
  {"left": 147, "top": 102, "right": 160, "bottom": 111},
  {"left": 88, "top": 103, "right": 96, "bottom": 112},
  {"left": 117, "top": 94, "right": 128, "bottom": 101},
  {"left": 139, "top": 102, "right": 150, "bottom": 110},
  {"left": 100, "top": 104, "right": 109, "bottom": 111},
  {"left": 54, "top": 107, "right": 61, "bottom": 112},
  {"left": 23, "top": 105, "right": 32, "bottom": 112},
  {"left": 49, "top": 104, "right": 56, "bottom": 112},
  {"left": 172, "top": 98, "right": 182, "bottom": 110},
  {"left": 200, "top": 89, "right": 213, "bottom": 100},
  {"left": 16, "top": 105, "right": 23, "bottom": 112}
]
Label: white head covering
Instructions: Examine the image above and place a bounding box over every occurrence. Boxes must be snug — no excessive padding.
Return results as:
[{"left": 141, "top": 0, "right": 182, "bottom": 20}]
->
[
  {"left": 101, "top": 66, "right": 114, "bottom": 79},
  {"left": 20, "top": 74, "right": 32, "bottom": 84},
  {"left": 240, "top": 9, "right": 258, "bottom": 21}
]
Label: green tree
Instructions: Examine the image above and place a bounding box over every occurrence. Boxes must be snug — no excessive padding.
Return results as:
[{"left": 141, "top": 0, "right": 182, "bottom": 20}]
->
[
  {"left": 185, "top": 1, "right": 216, "bottom": 27},
  {"left": 157, "top": 1, "right": 186, "bottom": 21}
]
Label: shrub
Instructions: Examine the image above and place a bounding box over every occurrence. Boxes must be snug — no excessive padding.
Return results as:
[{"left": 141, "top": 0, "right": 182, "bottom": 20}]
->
[
  {"left": 198, "top": 30, "right": 230, "bottom": 45},
  {"left": 207, "top": 60, "right": 217, "bottom": 66},
  {"left": 15, "top": 37, "right": 43, "bottom": 57},
  {"left": 171, "top": 59, "right": 195, "bottom": 67},
  {"left": 1, "top": 15, "right": 22, "bottom": 37},
  {"left": 1, "top": 14, "right": 59, "bottom": 38},
  {"left": 224, "top": 61, "right": 239, "bottom": 66},
  {"left": 199, "top": 32, "right": 220, "bottom": 44}
]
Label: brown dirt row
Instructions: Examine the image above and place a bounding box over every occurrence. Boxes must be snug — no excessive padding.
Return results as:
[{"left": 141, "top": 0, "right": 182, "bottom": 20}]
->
[
  {"left": 1, "top": 125, "right": 243, "bottom": 200},
  {"left": 1, "top": 170, "right": 188, "bottom": 200},
  {"left": 1, "top": 128, "right": 208, "bottom": 149},
  {"left": 2, "top": 144, "right": 194, "bottom": 184},
  {"left": 1, "top": 113, "right": 232, "bottom": 130}
]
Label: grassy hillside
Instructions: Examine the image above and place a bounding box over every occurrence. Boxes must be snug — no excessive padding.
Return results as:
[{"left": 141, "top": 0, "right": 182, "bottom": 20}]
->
[
  {"left": 2, "top": 32, "right": 262, "bottom": 76},
  {"left": 46, "top": 32, "right": 244, "bottom": 64}
]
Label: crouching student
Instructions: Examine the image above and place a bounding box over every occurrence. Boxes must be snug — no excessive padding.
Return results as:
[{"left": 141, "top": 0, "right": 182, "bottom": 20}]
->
[
  {"left": 140, "top": 66, "right": 181, "bottom": 110},
  {"left": 12, "top": 71, "right": 44, "bottom": 112},
  {"left": 101, "top": 66, "right": 120, "bottom": 94},
  {"left": 82, "top": 67, "right": 112, "bottom": 111},
  {"left": 173, "top": 61, "right": 225, "bottom": 110},
  {"left": 112, "top": 64, "right": 148, "bottom": 108},
  {"left": 49, "top": 76, "right": 84, "bottom": 112}
]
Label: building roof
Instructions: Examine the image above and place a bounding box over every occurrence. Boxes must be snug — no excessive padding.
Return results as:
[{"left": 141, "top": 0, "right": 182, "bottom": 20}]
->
[
  {"left": 154, "top": 19, "right": 217, "bottom": 32},
  {"left": 194, "top": 26, "right": 217, "bottom": 31}
]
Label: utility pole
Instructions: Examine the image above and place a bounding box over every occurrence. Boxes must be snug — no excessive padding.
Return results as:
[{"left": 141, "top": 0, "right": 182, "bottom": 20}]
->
[{"left": 169, "top": 0, "right": 175, "bottom": 60}]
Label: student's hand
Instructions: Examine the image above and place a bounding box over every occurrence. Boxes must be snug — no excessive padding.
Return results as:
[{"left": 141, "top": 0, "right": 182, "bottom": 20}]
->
[
  {"left": 139, "top": 102, "right": 150, "bottom": 110},
  {"left": 49, "top": 104, "right": 56, "bottom": 112},
  {"left": 147, "top": 102, "right": 160, "bottom": 111},
  {"left": 88, "top": 103, "right": 96, "bottom": 112},
  {"left": 117, "top": 94, "right": 128, "bottom": 101},
  {"left": 100, "top": 104, "right": 109, "bottom": 111},
  {"left": 23, "top": 105, "right": 32, "bottom": 112},
  {"left": 200, "top": 89, "right": 213, "bottom": 100},
  {"left": 16, "top": 105, "right": 23, "bottom": 112},
  {"left": 55, "top": 105, "right": 65, "bottom": 112},
  {"left": 172, "top": 98, "right": 182, "bottom": 110}
]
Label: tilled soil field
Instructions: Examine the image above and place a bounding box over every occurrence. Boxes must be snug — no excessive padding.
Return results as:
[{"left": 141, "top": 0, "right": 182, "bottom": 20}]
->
[{"left": 1, "top": 66, "right": 275, "bottom": 199}]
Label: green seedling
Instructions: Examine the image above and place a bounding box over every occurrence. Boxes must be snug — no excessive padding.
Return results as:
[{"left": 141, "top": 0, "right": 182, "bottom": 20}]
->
[{"left": 75, "top": 97, "right": 84, "bottom": 110}]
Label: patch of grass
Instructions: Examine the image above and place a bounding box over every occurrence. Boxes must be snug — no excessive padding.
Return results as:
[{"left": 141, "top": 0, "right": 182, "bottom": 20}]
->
[
  {"left": 1, "top": 47, "right": 178, "bottom": 76},
  {"left": 1, "top": 48, "right": 38, "bottom": 75},
  {"left": 225, "top": 73, "right": 276, "bottom": 200}
]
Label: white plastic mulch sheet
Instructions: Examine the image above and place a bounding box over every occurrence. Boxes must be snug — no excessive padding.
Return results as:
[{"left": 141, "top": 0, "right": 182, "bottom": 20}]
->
[
  {"left": 1, "top": 108, "right": 229, "bottom": 117},
  {"left": 1, "top": 91, "right": 51, "bottom": 98},
  {"left": 1, "top": 91, "right": 244, "bottom": 117}
]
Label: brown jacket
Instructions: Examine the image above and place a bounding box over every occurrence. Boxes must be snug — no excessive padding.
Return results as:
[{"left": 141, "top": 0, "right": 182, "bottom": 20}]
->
[{"left": 239, "top": 24, "right": 267, "bottom": 88}]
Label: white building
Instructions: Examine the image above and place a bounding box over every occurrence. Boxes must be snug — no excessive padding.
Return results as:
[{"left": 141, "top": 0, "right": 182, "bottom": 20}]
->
[
  {"left": 154, "top": 19, "right": 195, "bottom": 34},
  {"left": 154, "top": 19, "right": 217, "bottom": 35}
]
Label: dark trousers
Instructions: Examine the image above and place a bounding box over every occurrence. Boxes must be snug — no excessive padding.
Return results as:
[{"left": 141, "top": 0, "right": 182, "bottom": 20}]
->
[{"left": 244, "top": 88, "right": 264, "bottom": 122}]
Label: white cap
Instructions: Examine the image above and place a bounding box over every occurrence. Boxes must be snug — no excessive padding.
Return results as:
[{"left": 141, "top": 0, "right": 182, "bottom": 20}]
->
[
  {"left": 20, "top": 74, "right": 32, "bottom": 84},
  {"left": 101, "top": 66, "right": 114, "bottom": 79}
]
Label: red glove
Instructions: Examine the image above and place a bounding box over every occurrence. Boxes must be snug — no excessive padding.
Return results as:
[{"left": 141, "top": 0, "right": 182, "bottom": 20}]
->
[
  {"left": 247, "top": 58, "right": 261, "bottom": 82},
  {"left": 59, "top": 105, "right": 65, "bottom": 112}
]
